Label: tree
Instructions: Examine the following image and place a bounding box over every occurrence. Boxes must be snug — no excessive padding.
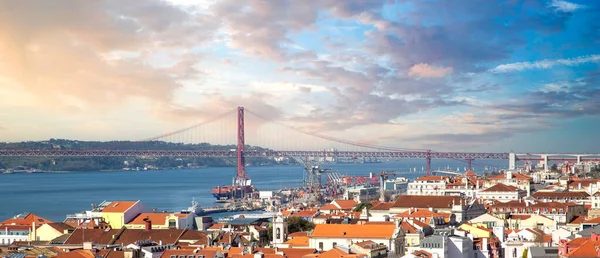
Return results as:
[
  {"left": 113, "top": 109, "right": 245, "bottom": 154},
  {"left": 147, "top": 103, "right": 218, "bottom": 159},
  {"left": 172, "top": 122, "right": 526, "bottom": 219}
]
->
[
  {"left": 551, "top": 163, "right": 558, "bottom": 171},
  {"left": 522, "top": 248, "right": 528, "bottom": 258},
  {"left": 288, "top": 217, "right": 315, "bottom": 233},
  {"left": 352, "top": 202, "right": 373, "bottom": 212}
]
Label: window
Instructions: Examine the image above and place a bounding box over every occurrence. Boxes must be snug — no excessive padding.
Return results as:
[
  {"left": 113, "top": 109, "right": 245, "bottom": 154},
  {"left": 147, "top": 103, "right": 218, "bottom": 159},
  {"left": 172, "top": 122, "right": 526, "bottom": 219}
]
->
[
  {"left": 188, "top": 256, "right": 195, "bottom": 258},
  {"left": 333, "top": 242, "right": 337, "bottom": 248},
  {"left": 276, "top": 228, "right": 281, "bottom": 239},
  {"left": 513, "top": 248, "right": 517, "bottom": 258},
  {"left": 169, "top": 219, "right": 177, "bottom": 229},
  {"left": 319, "top": 242, "right": 323, "bottom": 250},
  {"left": 170, "top": 255, "right": 176, "bottom": 258}
]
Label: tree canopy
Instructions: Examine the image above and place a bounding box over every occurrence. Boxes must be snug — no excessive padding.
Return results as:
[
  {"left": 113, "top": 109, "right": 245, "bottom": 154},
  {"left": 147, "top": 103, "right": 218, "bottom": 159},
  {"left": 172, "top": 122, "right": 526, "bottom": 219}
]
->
[{"left": 352, "top": 202, "right": 373, "bottom": 212}]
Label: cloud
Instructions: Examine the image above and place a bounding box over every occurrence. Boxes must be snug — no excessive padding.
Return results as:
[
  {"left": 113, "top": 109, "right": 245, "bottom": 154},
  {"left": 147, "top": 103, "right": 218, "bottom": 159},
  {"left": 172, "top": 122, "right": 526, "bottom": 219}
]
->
[
  {"left": 491, "top": 54, "right": 600, "bottom": 72},
  {"left": 549, "top": 0, "right": 585, "bottom": 12},
  {"left": 0, "top": 1, "right": 216, "bottom": 103},
  {"left": 222, "top": 58, "right": 236, "bottom": 66},
  {"left": 488, "top": 78, "right": 600, "bottom": 118},
  {"left": 408, "top": 63, "right": 453, "bottom": 78}
]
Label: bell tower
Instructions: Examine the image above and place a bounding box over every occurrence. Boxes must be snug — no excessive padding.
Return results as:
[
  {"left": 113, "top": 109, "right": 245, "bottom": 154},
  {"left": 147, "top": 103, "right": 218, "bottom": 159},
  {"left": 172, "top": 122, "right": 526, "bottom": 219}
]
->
[{"left": 272, "top": 212, "right": 288, "bottom": 247}]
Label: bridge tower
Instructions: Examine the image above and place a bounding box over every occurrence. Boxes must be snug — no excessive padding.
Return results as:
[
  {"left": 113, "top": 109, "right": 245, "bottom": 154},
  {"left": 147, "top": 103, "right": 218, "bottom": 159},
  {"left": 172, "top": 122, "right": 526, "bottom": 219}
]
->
[
  {"left": 237, "top": 107, "right": 247, "bottom": 185},
  {"left": 426, "top": 150, "right": 431, "bottom": 176},
  {"left": 466, "top": 158, "right": 473, "bottom": 171}
]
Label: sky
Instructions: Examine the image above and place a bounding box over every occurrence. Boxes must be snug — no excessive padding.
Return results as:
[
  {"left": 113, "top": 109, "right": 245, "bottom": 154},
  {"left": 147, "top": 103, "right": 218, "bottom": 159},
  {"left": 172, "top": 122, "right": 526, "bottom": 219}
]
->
[{"left": 0, "top": 0, "right": 599, "bottom": 153}]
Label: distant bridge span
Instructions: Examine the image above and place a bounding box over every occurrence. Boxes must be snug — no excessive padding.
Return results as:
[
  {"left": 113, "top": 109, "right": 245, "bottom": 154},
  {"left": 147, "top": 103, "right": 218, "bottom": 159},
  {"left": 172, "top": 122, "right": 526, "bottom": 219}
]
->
[{"left": 0, "top": 149, "right": 509, "bottom": 159}]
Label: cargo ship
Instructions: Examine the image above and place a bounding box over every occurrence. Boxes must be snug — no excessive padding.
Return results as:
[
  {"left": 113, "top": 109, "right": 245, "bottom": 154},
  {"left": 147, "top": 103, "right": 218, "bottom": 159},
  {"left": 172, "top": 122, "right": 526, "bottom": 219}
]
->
[{"left": 211, "top": 179, "right": 256, "bottom": 201}]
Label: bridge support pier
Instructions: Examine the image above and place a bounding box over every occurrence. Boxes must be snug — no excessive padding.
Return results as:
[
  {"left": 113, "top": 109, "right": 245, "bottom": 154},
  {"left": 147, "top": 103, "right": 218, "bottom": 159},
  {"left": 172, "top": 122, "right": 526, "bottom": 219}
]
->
[
  {"left": 577, "top": 155, "right": 582, "bottom": 164},
  {"left": 466, "top": 159, "right": 473, "bottom": 171},
  {"left": 426, "top": 150, "right": 431, "bottom": 176},
  {"left": 509, "top": 152, "right": 516, "bottom": 170},
  {"left": 542, "top": 155, "right": 549, "bottom": 172},
  {"left": 237, "top": 107, "right": 247, "bottom": 191}
]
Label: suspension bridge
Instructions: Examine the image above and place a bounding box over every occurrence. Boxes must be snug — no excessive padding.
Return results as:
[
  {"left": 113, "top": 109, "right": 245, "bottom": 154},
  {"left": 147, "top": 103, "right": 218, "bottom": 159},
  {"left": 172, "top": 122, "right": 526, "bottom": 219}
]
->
[{"left": 0, "top": 107, "right": 599, "bottom": 179}]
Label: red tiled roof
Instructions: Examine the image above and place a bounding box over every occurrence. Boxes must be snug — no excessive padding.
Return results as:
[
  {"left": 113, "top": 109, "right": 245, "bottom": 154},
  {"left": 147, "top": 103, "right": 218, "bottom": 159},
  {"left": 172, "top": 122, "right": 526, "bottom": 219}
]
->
[
  {"left": 395, "top": 208, "right": 447, "bottom": 218},
  {"left": 289, "top": 231, "right": 309, "bottom": 237},
  {"left": 532, "top": 191, "right": 590, "bottom": 199},
  {"left": 392, "top": 195, "right": 461, "bottom": 209},
  {"left": 319, "top": 204, "right": 338, "bottom": 210},
  {"left": 569, "top": 216, "right": 587, "bottom": 224},
  {"left": 277, "top": 248, "right": 316, "bottom": 258},
  {"left": 47, "top": 223, "right": 74, "bottom": 232},
  {"left": 105, "top": 250, "right": 124, "bottom": 258},
  {"left": 289, "top": 210, "right": 318, "bottom": 218},
  {"left": 160, "top": 250, "right": 218, "bottom": 258},
  {"left": 412, "top": 250, "right": 433, "bottom": 258},
  {"left": 509, "top": 215, "right": 531, "bottom": 220},
  {"left": 565, "top": 239, "right": 600, "bottom": 257},
  {"left": 127, "top": 213, "right": 170, "bottom": 225},
  {"left": 284, "top": 236, "right": 309, "bottom": 246},
  {"left": 489, "top": 173, "right": 532, "bottom": 180},
  {"left": 399, "top": 221, "right": 419, "bottom": 234},
  {"left": 415, "top": 176, "right": 448, "bottom": 181},
  {"left": 482, "top": 183, "right": 518, "bottom": 192},
  {"left": 569, "top": 179, "right": 600, "bottom": 188},
  {"left": 464, "top": 170, "right": 477, "bottom": 176},
  {"left": 370, "top": 202, "right": 394, "bottom": 210},
  {"left": 55, "top": 250, "right": 97, "bottom": 258},
  {"left": 180, "top": 229, "right": 208, "bottom": 242},
  {"left": 102, "top": 201, "right": 138, "bottom": 213},
  {"left": 208, "top": 223, "right": 224, "bottom": 230},
  {"left": 1, "top": 212, "right": 51, "bottom": 226},
  {"left": 64, "top": 228, "right": 122, "bottom": 245},
  {"left": 255, "top": 248, "right": 276, "bottom": 254},
  {"left": 583, "top": 217, "right": 600, "bottom": 224},
  {"left": 304, "top": 248, "right": 366, "bottom": 258},
  {"left": 333, "top": 200, "right": 358, "bottom": 210}
]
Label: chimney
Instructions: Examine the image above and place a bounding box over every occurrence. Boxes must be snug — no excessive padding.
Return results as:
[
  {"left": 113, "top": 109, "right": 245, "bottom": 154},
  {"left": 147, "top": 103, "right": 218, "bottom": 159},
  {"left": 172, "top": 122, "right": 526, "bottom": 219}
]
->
[
  {"left": 482, "top": 237, "right": 488, "bottom": 251},
  {"left": 143, "top": 218, "right": 152, "bottom": 231},
  {"left": 32, "top": 221, "right": 36, "bottom": 241},
  {"left": 579, "top": 183, "right": 582, "bottom": 190}
]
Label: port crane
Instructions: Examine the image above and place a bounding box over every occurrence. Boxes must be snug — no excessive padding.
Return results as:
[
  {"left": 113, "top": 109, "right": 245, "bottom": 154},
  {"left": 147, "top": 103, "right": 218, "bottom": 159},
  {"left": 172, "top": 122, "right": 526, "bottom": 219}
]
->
[
  {"left": 296, "top": 157, "right": 339, "bottom": 207},
  {"left": 378, "top": 171, "right": 396, "bottom": 202}
]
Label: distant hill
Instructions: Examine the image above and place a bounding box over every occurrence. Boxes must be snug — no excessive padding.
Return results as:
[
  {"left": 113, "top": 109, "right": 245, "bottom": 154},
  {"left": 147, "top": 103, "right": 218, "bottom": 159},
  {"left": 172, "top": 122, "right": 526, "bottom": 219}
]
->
[{"left": 0, "top": 139, "right": 297, "bottom": 172}]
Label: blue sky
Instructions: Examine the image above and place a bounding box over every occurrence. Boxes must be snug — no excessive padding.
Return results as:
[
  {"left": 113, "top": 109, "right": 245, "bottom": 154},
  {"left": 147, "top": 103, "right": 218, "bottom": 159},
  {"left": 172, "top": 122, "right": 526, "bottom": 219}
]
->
[{"left": 0, "top": 0, "right": 599, "bottom": 152}]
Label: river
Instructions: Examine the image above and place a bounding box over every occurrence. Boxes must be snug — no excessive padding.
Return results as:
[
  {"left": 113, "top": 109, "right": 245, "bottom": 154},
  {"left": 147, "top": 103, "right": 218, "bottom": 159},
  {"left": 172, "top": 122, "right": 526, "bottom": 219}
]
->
[{"left": 0, "top": 160, "right": 508, "bottom": 221}]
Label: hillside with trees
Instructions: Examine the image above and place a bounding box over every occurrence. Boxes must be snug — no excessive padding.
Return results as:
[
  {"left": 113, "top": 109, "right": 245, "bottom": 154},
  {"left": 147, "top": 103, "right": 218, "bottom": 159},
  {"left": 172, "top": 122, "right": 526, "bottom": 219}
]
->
[{"left": 0, "top": 139, "right": 297, "bottom": 172}]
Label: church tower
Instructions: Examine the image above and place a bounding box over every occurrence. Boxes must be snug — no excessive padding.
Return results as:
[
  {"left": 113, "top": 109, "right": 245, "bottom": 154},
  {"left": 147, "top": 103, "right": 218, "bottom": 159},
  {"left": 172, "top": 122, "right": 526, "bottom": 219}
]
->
[{"left": 272, "top": 212, "right": 288, "bottom": 247}]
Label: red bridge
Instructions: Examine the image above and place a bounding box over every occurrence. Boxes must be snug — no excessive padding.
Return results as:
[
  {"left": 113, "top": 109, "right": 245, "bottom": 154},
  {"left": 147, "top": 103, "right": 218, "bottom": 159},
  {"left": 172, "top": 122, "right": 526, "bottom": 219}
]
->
[{"left": 1, "top": 107, "right": 598, "bottom": 179}]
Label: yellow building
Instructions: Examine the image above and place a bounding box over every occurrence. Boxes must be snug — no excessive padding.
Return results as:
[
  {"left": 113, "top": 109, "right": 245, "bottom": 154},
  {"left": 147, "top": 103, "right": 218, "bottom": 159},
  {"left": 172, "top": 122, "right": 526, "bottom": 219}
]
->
[
  {"left": 458, "top": 223, "right": 492, "bottom": 238},
  {"left": 29, "top": 223, "right": 73, "bottom": 241},
  {"left": 101, "top": 201, "right": 145, "bottom": 229},
  {"left": 512, "top": 214, "right": 554, "bottom": 230}
]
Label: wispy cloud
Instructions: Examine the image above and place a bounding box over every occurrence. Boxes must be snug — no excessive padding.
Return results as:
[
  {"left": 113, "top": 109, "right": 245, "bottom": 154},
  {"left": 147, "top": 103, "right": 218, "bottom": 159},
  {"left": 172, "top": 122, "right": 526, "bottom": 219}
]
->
[
  {"left": 408, "top": 63, "right": 453, "bottom": 78},
  {"left": 549, "top": 0, "right": 585, "bottom": 12},
  {"left": 491, "top": 54, "right": 600, "bottom": 73}
]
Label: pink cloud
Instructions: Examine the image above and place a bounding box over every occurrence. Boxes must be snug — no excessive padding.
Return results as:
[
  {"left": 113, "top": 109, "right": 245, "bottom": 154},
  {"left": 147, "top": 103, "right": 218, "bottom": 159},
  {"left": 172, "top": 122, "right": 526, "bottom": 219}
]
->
[{"left": 408, "top": 63, "right": 453, "bottom": 78}]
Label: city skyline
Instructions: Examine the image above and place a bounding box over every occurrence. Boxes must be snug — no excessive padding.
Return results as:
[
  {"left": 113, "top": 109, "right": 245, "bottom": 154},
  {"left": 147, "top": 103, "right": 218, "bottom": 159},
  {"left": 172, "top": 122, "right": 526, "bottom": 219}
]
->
[{"left": 1, "top": 0, "right": 599, "bottom": 152}]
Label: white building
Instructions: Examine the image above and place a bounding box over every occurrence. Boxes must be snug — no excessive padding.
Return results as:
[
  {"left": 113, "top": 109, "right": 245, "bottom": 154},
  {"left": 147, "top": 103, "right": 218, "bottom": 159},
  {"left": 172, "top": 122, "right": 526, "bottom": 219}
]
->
[
  {"left": 409, "top": 230, "right": 474, "bottom": 258},
  {"left": 308, "top": 222, "right": 404, "bottom": 256},
  {"left": 487, "top": 171, "right": 532, "bottom": 196},
  {"left": 478, "top": 183, "right": 526, "bottom": 203},
  {"left": 407, "top": 176, "right": 449, "bottom": 196}
]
